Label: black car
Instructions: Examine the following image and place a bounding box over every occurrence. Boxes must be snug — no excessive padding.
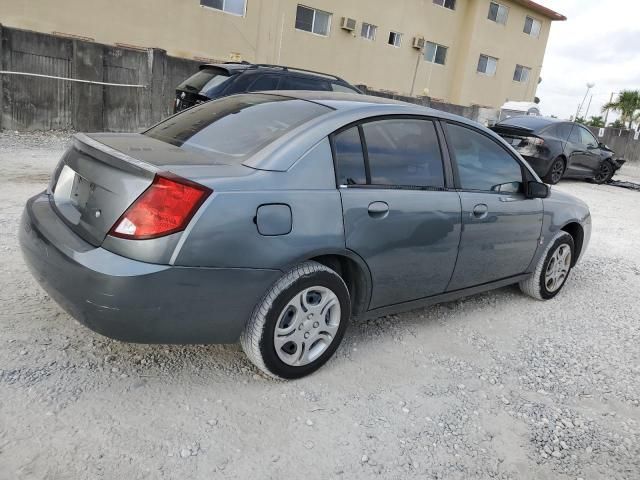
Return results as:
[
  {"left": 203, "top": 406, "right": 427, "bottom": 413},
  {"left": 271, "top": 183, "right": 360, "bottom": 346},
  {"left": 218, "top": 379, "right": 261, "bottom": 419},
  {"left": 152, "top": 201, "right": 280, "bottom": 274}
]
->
[
  {"left": 492, "top": 116, "right": 624, "bottom": 184},
  {"left": 174, "top": 62, "right": 362, "bottom": 112}
]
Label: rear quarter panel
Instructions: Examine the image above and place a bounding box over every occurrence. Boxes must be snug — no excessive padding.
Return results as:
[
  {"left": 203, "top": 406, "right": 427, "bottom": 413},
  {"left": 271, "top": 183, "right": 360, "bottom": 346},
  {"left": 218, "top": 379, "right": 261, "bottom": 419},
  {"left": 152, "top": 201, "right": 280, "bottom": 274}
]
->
[{"left": 173, "top": 139, "right": 346, "bottom": 270}]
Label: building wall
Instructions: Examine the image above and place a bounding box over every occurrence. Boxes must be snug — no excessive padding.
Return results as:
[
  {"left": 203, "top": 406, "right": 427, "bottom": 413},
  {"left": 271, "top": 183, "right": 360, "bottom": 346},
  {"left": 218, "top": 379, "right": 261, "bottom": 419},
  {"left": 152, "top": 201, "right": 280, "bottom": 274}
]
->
[{"left": 1, "top": 0, "right": 556, "bottom": 108}]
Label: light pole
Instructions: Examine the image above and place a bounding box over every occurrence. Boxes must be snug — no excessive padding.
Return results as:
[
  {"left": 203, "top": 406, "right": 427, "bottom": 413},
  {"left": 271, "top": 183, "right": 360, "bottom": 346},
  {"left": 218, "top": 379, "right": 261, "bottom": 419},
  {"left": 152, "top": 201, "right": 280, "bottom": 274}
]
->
[{"left": 575, "top": 82, "right": 595, "bottom": 120}]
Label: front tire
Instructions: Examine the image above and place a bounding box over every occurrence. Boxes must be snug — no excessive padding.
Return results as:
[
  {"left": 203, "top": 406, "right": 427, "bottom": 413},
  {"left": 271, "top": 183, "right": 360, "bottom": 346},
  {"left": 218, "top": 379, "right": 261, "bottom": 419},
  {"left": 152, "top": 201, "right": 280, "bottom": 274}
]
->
[
  {"left": 592, "top": 161, "right": 615, "bottom": 184},
  {"left": 520, "top": 232, "right": 574, "bottom": 300},
  {"left": 240, "top": 261, "right": 350, "bottom": 379},
  {"left": 543, "top": 157, "right": 566, "bottom": 185}
]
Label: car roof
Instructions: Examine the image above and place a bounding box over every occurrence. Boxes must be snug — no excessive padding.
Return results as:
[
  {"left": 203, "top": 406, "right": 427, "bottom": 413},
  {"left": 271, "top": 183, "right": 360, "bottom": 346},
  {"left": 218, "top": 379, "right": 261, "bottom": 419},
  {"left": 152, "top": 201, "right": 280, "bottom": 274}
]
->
[
  {"left": 498, "top": 115, "right": 564, "bottom": 131},
  {"left": 239, "top": 91, "right": 504, "bottom": 171},
  {"left": 199, "top": 63, "right": 349, "bottom": 82}
]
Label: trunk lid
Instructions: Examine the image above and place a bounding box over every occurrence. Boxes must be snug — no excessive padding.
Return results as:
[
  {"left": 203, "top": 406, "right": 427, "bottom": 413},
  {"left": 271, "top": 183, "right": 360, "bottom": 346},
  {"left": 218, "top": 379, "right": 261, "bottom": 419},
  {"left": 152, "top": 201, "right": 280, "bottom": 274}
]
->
[
  {"left": 50, "top": 133, "right": 251, "bottom": 246},
  {"left": 491, "top": 124, "right": 543, "bottom": 152}
]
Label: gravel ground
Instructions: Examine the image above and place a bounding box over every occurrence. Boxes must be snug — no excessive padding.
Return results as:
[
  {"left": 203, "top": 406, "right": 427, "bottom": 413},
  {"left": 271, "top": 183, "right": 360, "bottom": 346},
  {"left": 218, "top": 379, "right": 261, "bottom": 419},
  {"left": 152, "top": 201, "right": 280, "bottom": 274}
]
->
[{"left": 1, "top": 131, "right": 639, "bottom": 480}]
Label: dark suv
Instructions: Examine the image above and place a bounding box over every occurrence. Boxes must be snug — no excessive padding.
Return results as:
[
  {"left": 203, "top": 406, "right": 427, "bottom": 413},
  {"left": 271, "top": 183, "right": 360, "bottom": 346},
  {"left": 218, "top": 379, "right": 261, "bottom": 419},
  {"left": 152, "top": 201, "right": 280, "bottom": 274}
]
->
[
  {"left": 491, "top": 116, "right": 624, "bottom": 184},
  {"left": 174, "top": 62, "right": 362, "bottom": 112}
]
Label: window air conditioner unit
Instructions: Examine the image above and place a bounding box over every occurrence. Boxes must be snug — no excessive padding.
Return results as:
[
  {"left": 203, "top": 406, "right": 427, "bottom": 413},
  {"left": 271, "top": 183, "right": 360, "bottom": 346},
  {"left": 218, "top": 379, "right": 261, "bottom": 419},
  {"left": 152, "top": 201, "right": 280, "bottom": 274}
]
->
[
  {"left": 341, "top": 17, "right": 357, "bottom": 31},
  {"left": 413, "top": 36, "right": 426, "bottom": 50}
]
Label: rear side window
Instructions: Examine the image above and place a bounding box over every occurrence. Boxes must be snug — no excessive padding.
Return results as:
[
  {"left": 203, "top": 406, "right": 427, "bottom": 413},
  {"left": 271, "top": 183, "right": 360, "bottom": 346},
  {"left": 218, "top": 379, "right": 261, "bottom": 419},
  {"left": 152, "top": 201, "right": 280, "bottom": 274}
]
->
[
  {"left": 282, "top": 76, "right": 330, "bottom": 91},
  {"left": 362, "top": 119, "right": 444, "bottom": 188},
  {"left": 447, "top": 123, "right": 523, "bottom": 193},
  {"left": 248, "top": 75, "right": 280, "bottom": 92},
  {"left": 331, "top": 83, "right": 359, "bottom": 93},
  {"left": 568, "top": 125, "right": 582, "bottom": 144},
  {"left": 144, "top": 94, "right": 331, "bottom": 162},
  {"left": 178, "top": 69, "right": 231, "bottom": 96},
  {"left": 333, "top": 127, "right": 367, "bottom": 185}
]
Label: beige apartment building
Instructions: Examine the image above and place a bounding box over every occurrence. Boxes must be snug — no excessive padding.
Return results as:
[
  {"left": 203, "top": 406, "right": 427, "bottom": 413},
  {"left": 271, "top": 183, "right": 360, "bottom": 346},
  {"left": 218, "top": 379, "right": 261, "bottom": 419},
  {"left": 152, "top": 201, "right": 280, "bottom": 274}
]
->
[{"left": 1, "top": 0, "right": 565, "bottom": 108}]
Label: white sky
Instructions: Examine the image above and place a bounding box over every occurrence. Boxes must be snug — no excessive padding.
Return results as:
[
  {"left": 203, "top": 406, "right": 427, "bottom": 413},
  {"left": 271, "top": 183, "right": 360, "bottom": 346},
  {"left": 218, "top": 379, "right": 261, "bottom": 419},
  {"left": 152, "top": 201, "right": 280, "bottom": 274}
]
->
[{"left": 535, "top": 0, "right": 640, "bottom": 122}]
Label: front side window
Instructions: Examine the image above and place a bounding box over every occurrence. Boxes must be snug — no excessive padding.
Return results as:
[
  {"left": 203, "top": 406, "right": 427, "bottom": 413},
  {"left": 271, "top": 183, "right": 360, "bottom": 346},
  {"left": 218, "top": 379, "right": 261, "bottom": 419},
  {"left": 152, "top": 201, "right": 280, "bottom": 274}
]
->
[
  {"left": 333, "top": 127, "right": 367, "bottom": 185},
  {"left": 477, "top": 54, "right": 498, "bottom": 76},
  {"left": 295, "top": 5, "right": 332, "bottom": 36},
  {"left": 331, "top": 82, "right": 359, "bottom": 93},
  {"left": 388, "top": 31, "right": 402, "bottom": 47},
  {"left": 513, "top": 64, "right": 531, "bottom": 82},
  {"left": 425, "top": 42, "right": 448, "bottom": 65},
  {"left": 361, "top": 119, "right": 445, "bottom": 188},
  {"left": 488, "top": 2, "right": 509, "bottom": 24},
  {"left": 524, "top": 16, "right": 542, "bottom": 37},
  {"left": 579, "top": 126, "right": 598, "bottom": 147},
  {"left": 447, "top": 123, "right": 523, "bottom": 193},
  {"left": 433, "top": 0, "right": 456, "bottom": 10},
  {"left": 200, "top": 0, "right": 246, "bottom": 16},
  {"left": 361, "top": 23, "right": 377, "bottom": 41},
  {"left": 144, "top": 94, "right": 330, "bottom": 163}
]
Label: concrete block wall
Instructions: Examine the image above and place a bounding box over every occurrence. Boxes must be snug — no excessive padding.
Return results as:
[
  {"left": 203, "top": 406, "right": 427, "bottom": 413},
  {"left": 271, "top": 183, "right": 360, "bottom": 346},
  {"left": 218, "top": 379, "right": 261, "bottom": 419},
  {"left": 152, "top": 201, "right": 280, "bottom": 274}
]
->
[{"left": 0, "top": 25, "right": 200, "bottom": 132}]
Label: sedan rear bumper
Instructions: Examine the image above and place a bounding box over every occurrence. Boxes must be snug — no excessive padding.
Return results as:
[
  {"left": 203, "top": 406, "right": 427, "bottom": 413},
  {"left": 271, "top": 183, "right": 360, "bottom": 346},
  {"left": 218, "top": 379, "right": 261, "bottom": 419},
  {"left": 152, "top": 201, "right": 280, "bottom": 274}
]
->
[{"left": 19, "top": 193, "right": 281, "bottom": 344}]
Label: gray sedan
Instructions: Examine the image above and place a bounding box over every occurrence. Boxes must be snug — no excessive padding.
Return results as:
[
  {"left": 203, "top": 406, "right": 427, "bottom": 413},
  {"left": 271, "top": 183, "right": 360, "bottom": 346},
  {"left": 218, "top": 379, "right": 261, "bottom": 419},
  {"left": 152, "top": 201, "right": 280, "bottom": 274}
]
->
[{"left": 19, "top": 92, "right": 591, "bottom": 379}]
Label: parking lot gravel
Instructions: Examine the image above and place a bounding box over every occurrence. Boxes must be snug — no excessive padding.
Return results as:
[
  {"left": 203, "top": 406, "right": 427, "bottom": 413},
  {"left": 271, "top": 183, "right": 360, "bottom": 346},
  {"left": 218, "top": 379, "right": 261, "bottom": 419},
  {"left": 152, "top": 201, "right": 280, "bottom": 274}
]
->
[{"left": 1, "top": 131, "right": 639, "bottom": 479}]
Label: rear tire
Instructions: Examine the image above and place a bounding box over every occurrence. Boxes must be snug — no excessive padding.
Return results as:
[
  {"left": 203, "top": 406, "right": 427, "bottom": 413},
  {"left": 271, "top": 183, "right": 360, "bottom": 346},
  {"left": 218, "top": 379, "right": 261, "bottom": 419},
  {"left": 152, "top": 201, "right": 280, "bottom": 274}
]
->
[
  {"left": 592, "top": 161, "right": 615, "bottom": 184},
  {"left": 543, "top": 157, "right": 565, "bottom": 185},
  {"left": 240, "top": 261, "right": 350, "bottom": 379},
  {"left": 520, "top": 232, "right": 574, "bottom": 300}
]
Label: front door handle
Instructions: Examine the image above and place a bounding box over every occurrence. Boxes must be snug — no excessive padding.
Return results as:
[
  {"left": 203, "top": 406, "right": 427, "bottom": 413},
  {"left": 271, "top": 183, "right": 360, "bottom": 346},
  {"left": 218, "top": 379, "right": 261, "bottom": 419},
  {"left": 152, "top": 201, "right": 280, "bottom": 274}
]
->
[
  {"left": 471, "top": 203, "right": 488, "bottom": 219},
  {"left": 499, "top": 196, "right": 519, "bottom": 202},
  {"left": 368, "top": 201, "right": 389, "bottom": 218}
]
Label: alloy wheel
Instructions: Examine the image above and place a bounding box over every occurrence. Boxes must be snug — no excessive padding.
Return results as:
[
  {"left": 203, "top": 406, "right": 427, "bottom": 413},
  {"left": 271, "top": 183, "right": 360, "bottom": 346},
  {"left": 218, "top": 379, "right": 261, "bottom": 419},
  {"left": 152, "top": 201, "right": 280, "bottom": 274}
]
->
[
  {"left": 273, "top": 286, "right": 341, "bottom": 367},
  {"left": 544, "top": 244, "right": 572, "bottom": 292},
  {"left": 550, "top": 160, "right": 565, "bottom": 184}
]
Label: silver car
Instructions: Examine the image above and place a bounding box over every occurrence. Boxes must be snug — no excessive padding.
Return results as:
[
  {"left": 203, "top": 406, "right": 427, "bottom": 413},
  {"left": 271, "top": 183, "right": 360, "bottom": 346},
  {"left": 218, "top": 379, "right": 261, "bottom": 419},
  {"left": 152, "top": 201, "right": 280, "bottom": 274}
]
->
[{"left": 19, "top": 92, "right": 591, "bottom": 379}]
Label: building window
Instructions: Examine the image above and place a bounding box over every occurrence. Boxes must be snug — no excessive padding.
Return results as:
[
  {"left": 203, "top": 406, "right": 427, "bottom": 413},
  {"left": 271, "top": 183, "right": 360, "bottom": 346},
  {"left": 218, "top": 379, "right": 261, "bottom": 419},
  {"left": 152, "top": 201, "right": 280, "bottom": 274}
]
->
[
  {"left": 424, "top": 42, "right": 448, "bottom": 65},
  {"left": 524, "top": 16, "right": 541, "bottom": 37},
  {"left": 432, "top": 0, "right": 456, "bottom": 10},
  {"left": 388, "top": 31, "right": 402, "bottom": 47},
  {"left": 200, "top": 0, "right": 246, "bottom": 16},
  {"left": 295, "top": 5, "right": 332, "bottom": 36},
  {"left": 477, "top": 54, "right": 498, "bottom": 76},
  {"left": 361, "top": 23, "right": 377, "bottom": 41},
  {"left": 513, "top": 64, "right": 531, "bottom": 82},
  {"left": 488, "top": 2, "right": 508, "bottom": 24}
]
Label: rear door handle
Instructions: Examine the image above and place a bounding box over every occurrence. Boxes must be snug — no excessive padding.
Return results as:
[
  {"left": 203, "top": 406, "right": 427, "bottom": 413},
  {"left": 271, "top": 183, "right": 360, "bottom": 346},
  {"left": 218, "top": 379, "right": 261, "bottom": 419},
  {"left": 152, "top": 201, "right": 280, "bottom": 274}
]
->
[
  {"left": 471, "top": 203, "right": 488, "bottom": 219},
  {"left": 368, "top": 201, "right": 389, "bottom": 218},
  {"left": 499, "top": 196, "right": 519, "bottom": 202}
]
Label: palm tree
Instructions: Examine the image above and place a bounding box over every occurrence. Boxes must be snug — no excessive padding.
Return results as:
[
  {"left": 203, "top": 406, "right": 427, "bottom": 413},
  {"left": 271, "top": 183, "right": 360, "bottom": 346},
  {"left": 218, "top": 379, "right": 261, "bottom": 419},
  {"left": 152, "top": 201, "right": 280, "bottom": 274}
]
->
[
  {"left": 602, "top": 90, "right": 640, "bottom": 129},
  {"left": 587, "top": 116, "right": 605, "bottom": 127}
]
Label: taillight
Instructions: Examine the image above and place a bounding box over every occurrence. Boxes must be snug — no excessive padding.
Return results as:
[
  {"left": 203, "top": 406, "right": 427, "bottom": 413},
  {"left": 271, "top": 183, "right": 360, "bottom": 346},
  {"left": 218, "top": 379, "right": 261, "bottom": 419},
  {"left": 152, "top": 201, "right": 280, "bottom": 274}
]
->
[
  {"left": 528, "top": 137, "right": 545, "bottom": 146},
  {"left": 109, "top": 173, "right": 211, "bottom": 240}
]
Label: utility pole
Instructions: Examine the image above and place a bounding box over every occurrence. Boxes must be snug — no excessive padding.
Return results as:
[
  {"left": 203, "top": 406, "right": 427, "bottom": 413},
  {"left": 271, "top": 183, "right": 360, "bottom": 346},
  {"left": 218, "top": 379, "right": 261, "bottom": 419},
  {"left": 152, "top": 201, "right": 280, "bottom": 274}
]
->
[{"left": 603, "top": 91, "right": 616, "bottom": 126}]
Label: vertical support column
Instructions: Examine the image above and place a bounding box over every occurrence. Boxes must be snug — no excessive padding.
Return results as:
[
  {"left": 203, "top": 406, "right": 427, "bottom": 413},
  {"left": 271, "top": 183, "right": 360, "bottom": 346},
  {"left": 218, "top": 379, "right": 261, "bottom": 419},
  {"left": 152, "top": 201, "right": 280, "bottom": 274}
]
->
[
  {"left": 72, "top": 39, "right": 104, "bottom": 132},
  {"left": 0, "top": 24, "right": 9, "bottom": 130},
  {"left": 148, "top": 48, "right": 168, "bottom": 125}
]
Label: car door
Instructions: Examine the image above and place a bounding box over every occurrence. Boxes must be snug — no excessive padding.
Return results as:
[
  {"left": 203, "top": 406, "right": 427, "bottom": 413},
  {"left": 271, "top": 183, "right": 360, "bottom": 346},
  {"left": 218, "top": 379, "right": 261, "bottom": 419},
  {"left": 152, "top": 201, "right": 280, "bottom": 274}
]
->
[
  {"left": 564, "top": 124, "right": 593, "bottom": 177},
  {"left": 333, "top": 117, "right": 461, "bottom": 309},
  {"left": 444, "top": 122, "right": 543, "bottom": 291},
  {"left": 577, "top": 126, "right": 604, "bottom": 173}
]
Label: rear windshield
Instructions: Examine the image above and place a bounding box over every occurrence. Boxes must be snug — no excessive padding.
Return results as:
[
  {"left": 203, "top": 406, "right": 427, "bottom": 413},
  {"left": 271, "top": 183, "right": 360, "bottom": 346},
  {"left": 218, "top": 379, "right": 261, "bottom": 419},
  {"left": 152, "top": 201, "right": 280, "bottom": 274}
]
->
[
  {"left": 177, "top": 68, "right": 231, "bottom": 95},
  {"left": 144, "top": 94, "right": 331, "bottom": 162}
]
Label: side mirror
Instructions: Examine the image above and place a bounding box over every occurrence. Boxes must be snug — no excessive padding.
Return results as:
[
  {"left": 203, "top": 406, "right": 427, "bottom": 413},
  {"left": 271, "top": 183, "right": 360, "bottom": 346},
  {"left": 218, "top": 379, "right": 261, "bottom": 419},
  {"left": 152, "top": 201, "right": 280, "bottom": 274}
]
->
[
  {"left": 587, "top": 144, "right": 598, "bottom": 150},
  {"left": 526, "top": 181, "right": 549, "bottom": 199}
]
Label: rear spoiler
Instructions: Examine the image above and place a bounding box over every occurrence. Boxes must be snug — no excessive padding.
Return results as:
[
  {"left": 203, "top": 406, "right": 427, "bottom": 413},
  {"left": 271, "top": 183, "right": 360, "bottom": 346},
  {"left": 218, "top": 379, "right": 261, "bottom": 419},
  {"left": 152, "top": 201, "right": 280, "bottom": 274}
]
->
[{"left": 490, "top": 124, "right": 536, "bottom": 136}]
